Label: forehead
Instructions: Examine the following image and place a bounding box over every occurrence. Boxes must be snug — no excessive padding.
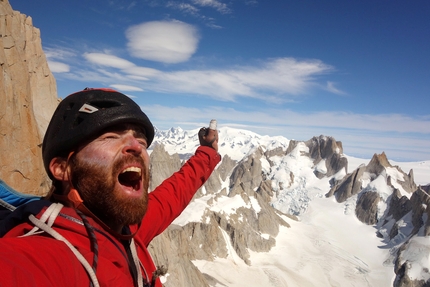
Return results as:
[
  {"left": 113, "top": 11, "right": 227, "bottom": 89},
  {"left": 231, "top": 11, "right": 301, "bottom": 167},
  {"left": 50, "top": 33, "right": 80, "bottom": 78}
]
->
[
  {"left": 75, "top": 123, "right": 147, "bottom": 153},
  {"left": 102, "top": 123, "right": 147, "bottom": 138}
]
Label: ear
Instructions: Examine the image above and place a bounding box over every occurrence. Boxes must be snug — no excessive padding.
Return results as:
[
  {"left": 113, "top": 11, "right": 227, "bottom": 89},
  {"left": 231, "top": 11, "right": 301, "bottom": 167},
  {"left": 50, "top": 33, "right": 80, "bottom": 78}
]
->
[{"left": 49, "top": 157, "right": 70, "bottom": 182}]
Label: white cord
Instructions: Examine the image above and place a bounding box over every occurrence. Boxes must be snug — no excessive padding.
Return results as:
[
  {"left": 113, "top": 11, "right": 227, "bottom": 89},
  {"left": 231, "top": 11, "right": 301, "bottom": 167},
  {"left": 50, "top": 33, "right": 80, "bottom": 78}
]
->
[
  {"left": 130, "top": 238, "right": 145, "bottom": 287},
  {"left": 22, "top": 203, "right": 63, "bottom": 237},
  {"left": 19, "top": 203, "right": 100, "bottom": 287},
  {"left": 27, "top": 213, "right": 100, "bottom": 287},
  {"left": 0, "top": 197, "right": 16, "bottom": 211}
]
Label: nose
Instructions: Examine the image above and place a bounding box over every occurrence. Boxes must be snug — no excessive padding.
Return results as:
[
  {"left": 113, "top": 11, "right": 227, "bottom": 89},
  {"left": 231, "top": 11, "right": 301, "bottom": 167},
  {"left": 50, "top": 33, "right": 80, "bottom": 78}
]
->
[{"left": 121, "top": 132, "right": 143, "bottom": 155}]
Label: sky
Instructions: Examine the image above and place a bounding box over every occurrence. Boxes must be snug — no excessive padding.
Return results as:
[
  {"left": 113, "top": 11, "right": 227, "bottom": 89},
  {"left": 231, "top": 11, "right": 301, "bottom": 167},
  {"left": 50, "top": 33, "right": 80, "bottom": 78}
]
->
[{"left": 11, "top": 0, "right": 430, "bottom": 161}]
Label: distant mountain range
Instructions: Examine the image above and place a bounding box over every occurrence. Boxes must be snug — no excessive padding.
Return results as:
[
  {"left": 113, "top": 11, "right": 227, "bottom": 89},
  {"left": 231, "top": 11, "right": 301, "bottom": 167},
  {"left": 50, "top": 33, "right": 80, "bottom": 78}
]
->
[{"left": 148, "top": 126, "right": 430, "bottom": 287}]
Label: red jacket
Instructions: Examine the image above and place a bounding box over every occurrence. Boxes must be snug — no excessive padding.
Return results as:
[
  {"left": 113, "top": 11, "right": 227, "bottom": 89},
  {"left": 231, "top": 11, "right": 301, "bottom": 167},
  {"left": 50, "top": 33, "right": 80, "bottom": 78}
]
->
[{"left": 0, "top": 146, "right": 220, "bottom": 287}]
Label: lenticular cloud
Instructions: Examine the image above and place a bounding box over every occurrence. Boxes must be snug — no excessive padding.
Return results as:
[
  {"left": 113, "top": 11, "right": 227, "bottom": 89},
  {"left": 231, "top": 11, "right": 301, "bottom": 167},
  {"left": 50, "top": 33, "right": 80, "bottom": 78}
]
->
[{"left": 126, "top": 20, "right": 200, "bottom": 64}]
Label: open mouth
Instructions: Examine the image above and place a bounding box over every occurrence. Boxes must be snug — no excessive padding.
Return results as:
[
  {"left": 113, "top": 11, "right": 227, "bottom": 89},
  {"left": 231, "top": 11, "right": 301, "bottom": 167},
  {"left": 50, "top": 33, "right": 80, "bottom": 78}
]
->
[{"left": 118, "top": 166, "right": 142, "bottom": 191}]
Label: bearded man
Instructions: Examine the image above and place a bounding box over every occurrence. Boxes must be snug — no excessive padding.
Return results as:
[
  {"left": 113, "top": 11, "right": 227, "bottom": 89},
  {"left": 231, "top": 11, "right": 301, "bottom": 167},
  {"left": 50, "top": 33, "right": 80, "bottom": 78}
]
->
[{"left": 0, "top": 88, "right": 221, "bottom": 287}]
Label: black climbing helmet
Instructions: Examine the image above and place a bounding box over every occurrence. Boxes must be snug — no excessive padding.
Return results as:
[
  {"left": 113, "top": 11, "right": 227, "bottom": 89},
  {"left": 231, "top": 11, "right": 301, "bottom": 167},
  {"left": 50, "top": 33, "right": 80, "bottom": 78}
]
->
[{"left": 42, "top": 88, "right": 154, "bottom": 179}]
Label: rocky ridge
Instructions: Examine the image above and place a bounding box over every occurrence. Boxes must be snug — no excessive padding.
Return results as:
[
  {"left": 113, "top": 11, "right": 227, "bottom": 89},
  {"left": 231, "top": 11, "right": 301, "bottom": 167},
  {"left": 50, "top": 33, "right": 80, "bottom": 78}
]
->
[
  {"left": 327, "top": 151, "right": 429, "bottom": 286},
  {"left": 147, "top": 129, "right": 430, "bottom": 286},
  {"left": 0, "top": 0, "right": 58, "bottom": 195},
  {"left": 147, "top": 135, "right": 347, "bottom": 286}
]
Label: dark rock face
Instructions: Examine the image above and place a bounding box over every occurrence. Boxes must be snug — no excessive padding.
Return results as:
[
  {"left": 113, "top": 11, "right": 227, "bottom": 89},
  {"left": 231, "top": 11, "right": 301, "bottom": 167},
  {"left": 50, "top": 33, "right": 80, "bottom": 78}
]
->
[
  {"left": 149, "top": 143, "right": 182, "bottom": 191},
  {"left": 149, "top": 144, "right": 291, "bottom": 286},
  {"left": 355, "top": 191, "right": 379, "bottom": 225},
  {"left": 304, "top": 135, "right": 348, "bottom": 179},
  {"left": 324, "top": 150, "right": 430, "bottom": 287},
  {"left": 366, "top": 152, "right": 392, "bottom": 175},
  {"left": 387, "top": 189, "right": 412, "bottom": 223},
  {"left": 326, "top": 165, "right": 366, "bottom": 202},
  {"left": 287, "top": 135, "right": 348, "bottom": 180}
]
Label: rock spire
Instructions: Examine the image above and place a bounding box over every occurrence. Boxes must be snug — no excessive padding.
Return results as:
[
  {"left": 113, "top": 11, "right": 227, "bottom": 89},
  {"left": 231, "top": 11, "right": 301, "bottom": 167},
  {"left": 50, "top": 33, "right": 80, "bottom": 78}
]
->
[{"left": 0, "top": 0, "right": 59, "bottom": 195}]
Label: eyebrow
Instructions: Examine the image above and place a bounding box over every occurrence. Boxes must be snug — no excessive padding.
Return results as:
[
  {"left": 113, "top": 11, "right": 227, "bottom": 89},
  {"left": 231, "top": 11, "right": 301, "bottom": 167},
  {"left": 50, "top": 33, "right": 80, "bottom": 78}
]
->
[
  {"left": 133, "top": 129, "right": 147, "bottom": 141},
  {"left": 112, "top": 124, "right": 147, "bottom": 141}
]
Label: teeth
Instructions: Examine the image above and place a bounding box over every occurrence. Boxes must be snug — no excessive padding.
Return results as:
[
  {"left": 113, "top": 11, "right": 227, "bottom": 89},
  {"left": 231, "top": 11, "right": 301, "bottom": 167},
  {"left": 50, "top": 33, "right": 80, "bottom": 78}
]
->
[{"left": 121, "top": 167, "right": 142, "bottom": 176}]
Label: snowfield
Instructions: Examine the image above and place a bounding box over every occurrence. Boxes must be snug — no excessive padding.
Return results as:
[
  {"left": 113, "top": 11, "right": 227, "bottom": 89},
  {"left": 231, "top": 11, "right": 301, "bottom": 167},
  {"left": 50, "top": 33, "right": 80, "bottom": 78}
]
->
[{"left": 154, "top": 126, "right": 430, "bottom": 287}]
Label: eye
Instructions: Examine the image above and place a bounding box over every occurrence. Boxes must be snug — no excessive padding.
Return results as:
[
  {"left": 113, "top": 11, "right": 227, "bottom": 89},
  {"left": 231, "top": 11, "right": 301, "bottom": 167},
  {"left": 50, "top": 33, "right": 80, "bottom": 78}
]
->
[
  {"left": 137, "top": 138, "right": 148, "bottom": 148},
  {"left": 101, "top": 132, "right": 120, "bottom": 140}
]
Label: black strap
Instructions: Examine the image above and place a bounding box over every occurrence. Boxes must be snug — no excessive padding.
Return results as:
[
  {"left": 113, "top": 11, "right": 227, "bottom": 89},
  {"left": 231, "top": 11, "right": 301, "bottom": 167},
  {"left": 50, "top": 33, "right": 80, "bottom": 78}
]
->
[
  {"left": 0, "top": 199, "right": 51, "bottom": 237},
  {"left": 76, "top": 210, "right": 99, "bottom": 287},
  {"left": 122, "top": 227, "right": 152, "bottom": 287}
]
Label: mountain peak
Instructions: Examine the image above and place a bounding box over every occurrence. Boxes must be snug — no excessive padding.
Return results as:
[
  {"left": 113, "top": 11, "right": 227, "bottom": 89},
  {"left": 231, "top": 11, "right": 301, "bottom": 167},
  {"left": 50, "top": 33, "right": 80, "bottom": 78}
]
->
[{"left": 366, "top": 152, "right": 391, "bottom": 174}]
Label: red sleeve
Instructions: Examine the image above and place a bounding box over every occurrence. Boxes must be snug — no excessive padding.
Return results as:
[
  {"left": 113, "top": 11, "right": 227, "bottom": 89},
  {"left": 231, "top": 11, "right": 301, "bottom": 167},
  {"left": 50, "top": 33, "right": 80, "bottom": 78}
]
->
[{"left": 137, "top": 146, "right": 221, "bottom": 245}]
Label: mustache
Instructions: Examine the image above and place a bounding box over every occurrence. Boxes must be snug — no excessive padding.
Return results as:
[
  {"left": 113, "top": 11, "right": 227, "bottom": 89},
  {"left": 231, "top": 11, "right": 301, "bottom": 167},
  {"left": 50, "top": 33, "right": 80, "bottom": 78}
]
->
[{"left": 112, "top": 154, "right": 147, "bottom": 176}]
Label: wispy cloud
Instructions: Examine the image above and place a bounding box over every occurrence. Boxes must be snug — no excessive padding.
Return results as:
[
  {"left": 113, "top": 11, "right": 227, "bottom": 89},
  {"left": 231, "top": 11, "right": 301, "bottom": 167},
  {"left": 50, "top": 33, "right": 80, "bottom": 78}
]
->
[
  {"left": 165, "top": 0, "right": 229, "bottom": 27},
  {"left": 191, "top": 0, "right": 231, "bottom": 14},
  {"left": 141, "top": 104, "right": 430, "bottom": 160},
  {"left": 44, "top": 46, "right": 77, "bottom": 60},
  {"left": 166, "top": 2, "right": 200, "bottom": 15},
  {"left": 139, "top": 58, "right": 332, "bottom": 102},
  {"left": 45, "top": 46, "right": 76, "bottom": 73},
  {"left": 326, "top": 81, "right": 346, "bottom": 95},
  {"left": 84, "top": 53, "right": 135, "bottom": 69},
  {"left": 109, "top": 84, "right": 143, "bottom": 92},
  {"left": 54, "top": 49, "right": 335, "bottom": 103},
  {"left": 141, "top": 105, "right": 430, "bottom": 134}
]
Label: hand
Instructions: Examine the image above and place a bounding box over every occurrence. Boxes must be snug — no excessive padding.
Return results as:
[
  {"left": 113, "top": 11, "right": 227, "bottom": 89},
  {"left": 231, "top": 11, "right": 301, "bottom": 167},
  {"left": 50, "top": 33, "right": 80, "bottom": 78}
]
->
[{"left": 198, "top": 127, "right": 219, "bottom": 151}]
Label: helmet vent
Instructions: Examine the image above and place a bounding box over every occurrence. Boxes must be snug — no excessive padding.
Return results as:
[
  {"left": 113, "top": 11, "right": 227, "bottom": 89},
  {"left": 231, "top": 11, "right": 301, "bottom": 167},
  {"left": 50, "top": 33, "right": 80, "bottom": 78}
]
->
[
  {"left": 73, "top": 116, "right": 84, "bottom": 128},
  {"left": 89, "top": 100, "right": 122, "bottom": 109}
]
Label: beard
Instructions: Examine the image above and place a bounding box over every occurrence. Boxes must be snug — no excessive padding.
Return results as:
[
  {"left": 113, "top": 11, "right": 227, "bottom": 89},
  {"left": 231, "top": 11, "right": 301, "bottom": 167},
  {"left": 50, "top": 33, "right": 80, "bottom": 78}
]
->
[{"left": 70, "top": 154, "right": 149, "bottom": 227}]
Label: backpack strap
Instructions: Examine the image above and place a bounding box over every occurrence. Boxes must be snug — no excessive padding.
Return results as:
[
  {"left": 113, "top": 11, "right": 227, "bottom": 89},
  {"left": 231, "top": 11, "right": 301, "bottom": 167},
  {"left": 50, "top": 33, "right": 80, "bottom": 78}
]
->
[
  {"left": 0, "top": 180, "right": 100, "bottom": 286},
  {"left": 0, "top": 179, "right": 42, "bottom": 235},
  {"left": 24, "top": 203, "right": 100, "bottom": 287},
  {"left": 0, "top": 179, "right": 40, "bottom": 211},
  {"left": 0, "top": 199, "right": 51, "bottom": 237}
]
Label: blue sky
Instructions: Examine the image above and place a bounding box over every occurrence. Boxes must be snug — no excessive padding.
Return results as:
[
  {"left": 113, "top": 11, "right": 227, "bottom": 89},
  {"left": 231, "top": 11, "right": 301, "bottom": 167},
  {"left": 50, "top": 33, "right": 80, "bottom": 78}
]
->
[{"left": 12, "top": 0, "right": 430, "bottom": 161}]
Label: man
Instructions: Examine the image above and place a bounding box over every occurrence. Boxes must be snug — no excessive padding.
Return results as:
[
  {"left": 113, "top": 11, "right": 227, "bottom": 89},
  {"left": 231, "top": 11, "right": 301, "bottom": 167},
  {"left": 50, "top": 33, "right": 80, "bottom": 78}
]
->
[{"left": 0, "top": 88, "right": 221, "bottom": 287}]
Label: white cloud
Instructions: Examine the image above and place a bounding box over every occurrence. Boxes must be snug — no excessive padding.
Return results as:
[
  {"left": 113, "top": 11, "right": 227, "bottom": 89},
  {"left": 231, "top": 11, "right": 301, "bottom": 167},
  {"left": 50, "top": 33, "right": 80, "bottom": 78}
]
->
[
  {"left": 84, "top": 53, "right": 135, "bottom": 69},
  {"left": 52, "top": 52, "right": 336, "bottom": 103},
  {"left": 109, "top": 84, "right": 143, "bottom": 92},
  {"left": 126, "top": 20, "right": 200, "bottom": 64},
  {"left": 146, "top": 58, "right": 333, "bottom": 102},
  {"left": 44, "top": 47, "right": 76, "bottom": 73},
  {"left": 47, "top": 61, "right": 70, "bottom": 73}
]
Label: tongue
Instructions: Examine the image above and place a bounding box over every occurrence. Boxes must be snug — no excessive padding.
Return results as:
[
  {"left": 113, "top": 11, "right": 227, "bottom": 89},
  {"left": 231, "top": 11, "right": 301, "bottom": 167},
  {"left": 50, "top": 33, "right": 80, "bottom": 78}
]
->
[{"left": 118, "top": 172, "right": 140, "bottom": 187}]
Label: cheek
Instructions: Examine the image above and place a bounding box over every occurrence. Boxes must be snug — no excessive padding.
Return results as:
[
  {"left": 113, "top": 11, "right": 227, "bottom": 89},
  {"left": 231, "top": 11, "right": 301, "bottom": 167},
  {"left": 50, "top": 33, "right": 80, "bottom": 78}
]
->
[
  {"left": 77, "top": 147, "right": 113, "bottom": 168},
  {"left": 143, "top": 151, "right": 150, "bottom": 169}
]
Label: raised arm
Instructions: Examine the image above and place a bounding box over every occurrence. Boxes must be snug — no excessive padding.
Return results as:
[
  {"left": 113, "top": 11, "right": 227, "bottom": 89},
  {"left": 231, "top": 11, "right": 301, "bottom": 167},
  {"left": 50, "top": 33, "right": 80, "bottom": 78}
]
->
[{"left": 137, "top": 126, "right": 221, "bottom": 244}]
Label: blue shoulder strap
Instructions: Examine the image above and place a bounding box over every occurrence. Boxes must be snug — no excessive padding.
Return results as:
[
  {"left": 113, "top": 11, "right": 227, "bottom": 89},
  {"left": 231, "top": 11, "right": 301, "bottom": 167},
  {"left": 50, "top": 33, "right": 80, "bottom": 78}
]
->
[{"left": 0, "top": 179, "right": 41, "bottom": 211}]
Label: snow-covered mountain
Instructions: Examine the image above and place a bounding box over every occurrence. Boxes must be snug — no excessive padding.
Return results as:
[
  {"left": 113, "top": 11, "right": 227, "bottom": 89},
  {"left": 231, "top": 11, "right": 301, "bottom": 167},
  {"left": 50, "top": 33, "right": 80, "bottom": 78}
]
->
[
  {"left": 151, "top": 126, "right": 291, "bottom": 161},
  {"left": 148, "top": 126, "right": 430, "bottom": 287}
]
